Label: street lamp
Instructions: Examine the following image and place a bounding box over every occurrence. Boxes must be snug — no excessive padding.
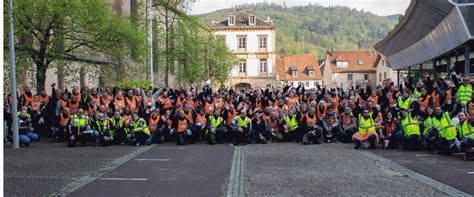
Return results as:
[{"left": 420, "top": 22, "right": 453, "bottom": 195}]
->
[{"left": 7, "top": 0, "right": 20, "bottom": 148}]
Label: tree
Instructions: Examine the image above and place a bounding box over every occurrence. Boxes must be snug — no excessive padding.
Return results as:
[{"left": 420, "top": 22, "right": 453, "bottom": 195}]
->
[{"left": 4, "top": 0, "right": 145, "bottom": 92}]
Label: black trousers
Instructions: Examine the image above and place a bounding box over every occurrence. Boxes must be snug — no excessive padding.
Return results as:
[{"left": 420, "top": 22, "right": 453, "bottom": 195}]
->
[{"left": 403, "top": 134, "right": 420, "bottom": 151}]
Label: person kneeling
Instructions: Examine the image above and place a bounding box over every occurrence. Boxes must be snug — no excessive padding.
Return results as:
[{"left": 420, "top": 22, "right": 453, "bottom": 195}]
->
[
  {"left": 68, "top": 109, "right": 96, "bottom": 147},
  {"left": 172, "top": 110, "right": 193, "bottom": 145},
  {"left": 302, "top": 108, "right": 322, "bottom": 145},
  {"left": 353, "top": 109, "right": 379, "bottom": 149},
  {"left": 94, "top": 113, "right": 113, "bottom": 146},
  {"left": 399, "top": 110, "right": 421, "bottom": 151},
  {"left": 206, "top": 109, "right": 226, "bottom": 145},
  {"left": 232, "top": 110, "right": 251, "bottom": 146},
  {"left": 127, "top": 113, "right": 150, "bottom": 147}
]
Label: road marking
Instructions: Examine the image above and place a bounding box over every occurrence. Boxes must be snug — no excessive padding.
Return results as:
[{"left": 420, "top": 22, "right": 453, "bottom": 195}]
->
[
  {"left": 51, "top": 145, "right": 155, "bottom": 197},
  {"left": 156, "top": 147, "right": 184, "bottom": 150},
  {"left": 467, "top": 172, "right": 474, "bottom": 174},
  {"left": 415, "top": 154, "right": 431, "bottom": 157},
  {"left": 361, "top": 151, "right": 470, "bottom": 196},
  {"left": 100, "top": 178, "right": 147, "bottom": 181},
  {"left": 227, "top": 146, "right": 245, "bottom": 197},
  {"left": 134, "top": 158, "right": 170, "bottom": 161}
]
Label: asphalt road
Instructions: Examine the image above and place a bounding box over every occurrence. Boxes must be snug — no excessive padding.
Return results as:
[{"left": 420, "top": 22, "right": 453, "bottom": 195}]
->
[
  {"left": 370, "top": 149, "right": 474, "bottom": 194},
  {"left": 70, "top": 144, "right": 234, "bottom": 197},
  {"left": 244, "top": 142, "right": 448, "bottom": 196},
  {"left": 4, "top": 140, "right": 142, "bottom": 197},
  {"left": 4, "top": 140, "right": 473, "bottom": 196}
]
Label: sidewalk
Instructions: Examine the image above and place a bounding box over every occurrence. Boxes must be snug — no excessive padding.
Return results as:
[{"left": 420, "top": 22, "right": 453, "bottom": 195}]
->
[{"left": 4, "top": 140, "right": 144, "bottom": 197}]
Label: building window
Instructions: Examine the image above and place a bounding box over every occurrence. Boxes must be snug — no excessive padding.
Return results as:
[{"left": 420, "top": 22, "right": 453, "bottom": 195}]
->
[
  {"left": 259, "top": 37, "right": 267, "bottom": 49},
  {"left": 379, "top": 73, "right": 382, "bottom": 82},
  {"left": 229, "top": 16, "right": 235, "bottom": 26},
  {"left": 239, "top": 61, "right": 246, "bottom": 73},
  {"left": 364, "top": 74, "right": 369, "bottom": 80},
  {"left": 348, "top": 74, "right": 353, "bottom": 81},
  {"left": 314, "top": 81, "right": 318, "bottom": 87},
  {"left": 238, "top": 36, "right": 246, "bottom": 49},
  {"left": 290, "top": 81, "right": 294, "bottom": 86},
  {"left": 249, "top": 16, "right": 255, "bottom": 25},
  {"left": 305, "top": 82, "right": 309, "bottom": 87},
  {"left": 308, "top": 70, "right": 314, "bottom": 77},
  {"left": 357, "top": 60, "right": 364, "bottom": 65},
  {"left": 336, "top": 61, "right": 348, "bottom": 68},
  {"left": 384, "top": 72, "right": 387, "bottom": 80},
  {"left": 292, "top": 70, "right": 297, "bottom": 77},
  {"left": 259, "top": 59, "right": 267, "bottom": 73}
]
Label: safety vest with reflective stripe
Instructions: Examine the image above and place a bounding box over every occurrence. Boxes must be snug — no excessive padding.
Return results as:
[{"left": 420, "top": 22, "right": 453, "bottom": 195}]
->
[
  {"left": 423, "top": 116, "right": 437, "bottom": 135},
  {"left": 401, "top": 114, "right": 420, "bottom": 136},
  {"left": 70, "top": 114, "right": 89, "bottom": 135},
  {"left": 131, "top": 118, "right": 150, "bottom": 135},
  {"left": 456, "top": 84, "right": 472, "bottom": 105},
  {"left": 358, "top": 115, "right": 375, "bottom": 135},
  {"left": 210, "top": 116, "right": 223, "bottom": 129},
  {"left": 458, "top": 120, "right": 474, "bottom": 139},
  {"left": 284, "top": 115, "right": 299, "bottom": 131},
  {"left": 95, "top": 120, "right": 109, "bottom": 134},
  {"left": 398, "top": 97, "right": 414, "bottom": 110},
  {"left": 109, "top": 117, "right": 125, "bottom": 136},
  {"left": 237, "top": 116, "right": 250, "bottom": 127},
  {"left": 435, "top": 112, "right": 457, "bottom": 140}
]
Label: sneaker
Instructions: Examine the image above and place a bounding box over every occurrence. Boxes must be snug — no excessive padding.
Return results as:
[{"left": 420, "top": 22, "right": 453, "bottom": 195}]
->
[{"left": 135, "top": 142, "right": 140, "bottom": 147}]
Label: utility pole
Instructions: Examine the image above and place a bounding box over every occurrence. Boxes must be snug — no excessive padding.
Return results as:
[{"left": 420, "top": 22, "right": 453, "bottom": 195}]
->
[{"left": 8, "top": 0, "right": 20, "bottom": 148}]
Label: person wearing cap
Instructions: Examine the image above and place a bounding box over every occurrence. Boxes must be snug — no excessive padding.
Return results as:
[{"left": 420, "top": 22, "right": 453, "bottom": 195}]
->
[
  {"left": 353, "top": 109, "right": 379, "bottom": 149},
  {"left": 145, "top": 110, "right": 163, "bottom": 145},
  {"left": 431, "top": 106, "right": 458, "bottom": 154},
  {"left": 172, "top": 110, "right": 193, "bottom": 145},
  {"left": 399, "top": 109, "right": 421, "bottom": 151},
  {"left": 301, "top": 107, "right": 322, "bottom": 145},
  {"left": 232, "top": 110, "right": 251, "bottom": 146},
  {"left": 321, "top": 107, "right": 340, "bottom": 143},
  {"left": 127, "top": 113, "right": 150, "bottom": 146},
  {"left": 94, "top": 113, "right": 112, "bottom": 146},
  {"left": 206, "top": 108, "right": 226, "bottom": 145},
  {"left": 457, "top": 112, "right": 474, "bottom": 151}
]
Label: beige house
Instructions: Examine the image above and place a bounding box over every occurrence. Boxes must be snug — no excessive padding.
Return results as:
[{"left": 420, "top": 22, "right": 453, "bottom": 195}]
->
[
  {"left": 211, "top": 8, "right": 277, "bottom": 89},
  {"left": 322, "top": 50, "right": 394, "bottom": 89}
]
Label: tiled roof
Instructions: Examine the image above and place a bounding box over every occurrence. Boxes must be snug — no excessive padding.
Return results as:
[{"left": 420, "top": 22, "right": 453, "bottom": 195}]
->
[
  {"left": 327, "top": 50, "right": 380, "bottom": 73},
  {"left": 211, "top": 9, "right": 275, "bottom": 30},
  {"left": 276, "top": 53, "right": 322, "bottom": 81}
]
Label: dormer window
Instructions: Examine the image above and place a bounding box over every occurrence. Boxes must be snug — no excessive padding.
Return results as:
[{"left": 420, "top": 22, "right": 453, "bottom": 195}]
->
[
  {"left": 249, "top": 16, "right": 255, "bottom": 25},
  {"left": 336, "top": 61, "right": 348, "bottom": 68},
  {"left": 228, "top": 15, "right": 235, "bottom": 26},
  {"left": 309, "top": 70, "right": 314, "bottom": 77},
  {"left": 357, "top": 60, "right": 364, "bottom": 65}
]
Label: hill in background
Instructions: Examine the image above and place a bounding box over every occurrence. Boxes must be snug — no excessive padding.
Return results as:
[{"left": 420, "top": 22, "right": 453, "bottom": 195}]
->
[{"left": 198, "top": 3, "right": 399, "bottom": 59}]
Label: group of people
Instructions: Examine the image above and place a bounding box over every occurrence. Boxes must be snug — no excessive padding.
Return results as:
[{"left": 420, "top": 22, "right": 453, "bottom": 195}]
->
[{"left": 3, "top": 71, "right": 474, "bottom": 157}]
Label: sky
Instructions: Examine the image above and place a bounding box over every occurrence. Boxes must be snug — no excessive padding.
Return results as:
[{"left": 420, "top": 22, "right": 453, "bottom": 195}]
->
[{"left": 190, "top": 0, "right": 411, "bottom": 16}]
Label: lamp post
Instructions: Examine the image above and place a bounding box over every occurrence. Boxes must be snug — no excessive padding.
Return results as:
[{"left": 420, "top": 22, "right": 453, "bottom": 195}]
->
[{"left": 8, "top": 0, "right": 20, "bottom": 148}]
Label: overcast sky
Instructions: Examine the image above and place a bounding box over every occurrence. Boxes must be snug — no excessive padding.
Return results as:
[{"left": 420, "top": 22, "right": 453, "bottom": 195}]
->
[{"left": 190, "top": 0, "right": 411, "bottom": 16}]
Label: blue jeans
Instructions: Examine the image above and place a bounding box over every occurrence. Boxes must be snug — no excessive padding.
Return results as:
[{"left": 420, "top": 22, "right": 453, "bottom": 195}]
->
[
  {"left": 146, "top": 128, "right": 163, "bottom": 144},
  {"left": 463, "top": 136, "right": 474, "bottom": 149},
  {"left": 19, "top": 133, "right": 39, "bottom": 145},
  {"left": 4, "top": 120, "right": 8, "bottom": 142}
]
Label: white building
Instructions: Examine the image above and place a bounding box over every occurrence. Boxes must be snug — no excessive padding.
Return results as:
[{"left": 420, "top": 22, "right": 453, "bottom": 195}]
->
[{"left": 211, "top": 8, "right": 277, "bottom": 89}]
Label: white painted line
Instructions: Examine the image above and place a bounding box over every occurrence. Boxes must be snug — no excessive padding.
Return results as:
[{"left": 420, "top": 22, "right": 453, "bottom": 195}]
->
[
  {"left": 467, "top": 172, "right": 474, "bottom": 174},
  {"left": 134, "top": 159, "right": 170, "bottom": 161},
  {"left": 156, "top": 147, "right": 184, "bottom": 150},
  {"left": 415, "top": 154, "right": 431, "bottom": 157},
  {"left": 100, "top": 178, "right": 147, "bottom": 181}
]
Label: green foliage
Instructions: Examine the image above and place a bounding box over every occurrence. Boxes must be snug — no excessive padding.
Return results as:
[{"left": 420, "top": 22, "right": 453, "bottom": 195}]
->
[
  {"left": 118, "top": 79, "right": 152, "bottom": 90},
  {"left": 198, "top": 3, "right": 398, "bottom": 58},
  {"left": 4, "top": 0, "right": 146, "bottom": 91}
]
